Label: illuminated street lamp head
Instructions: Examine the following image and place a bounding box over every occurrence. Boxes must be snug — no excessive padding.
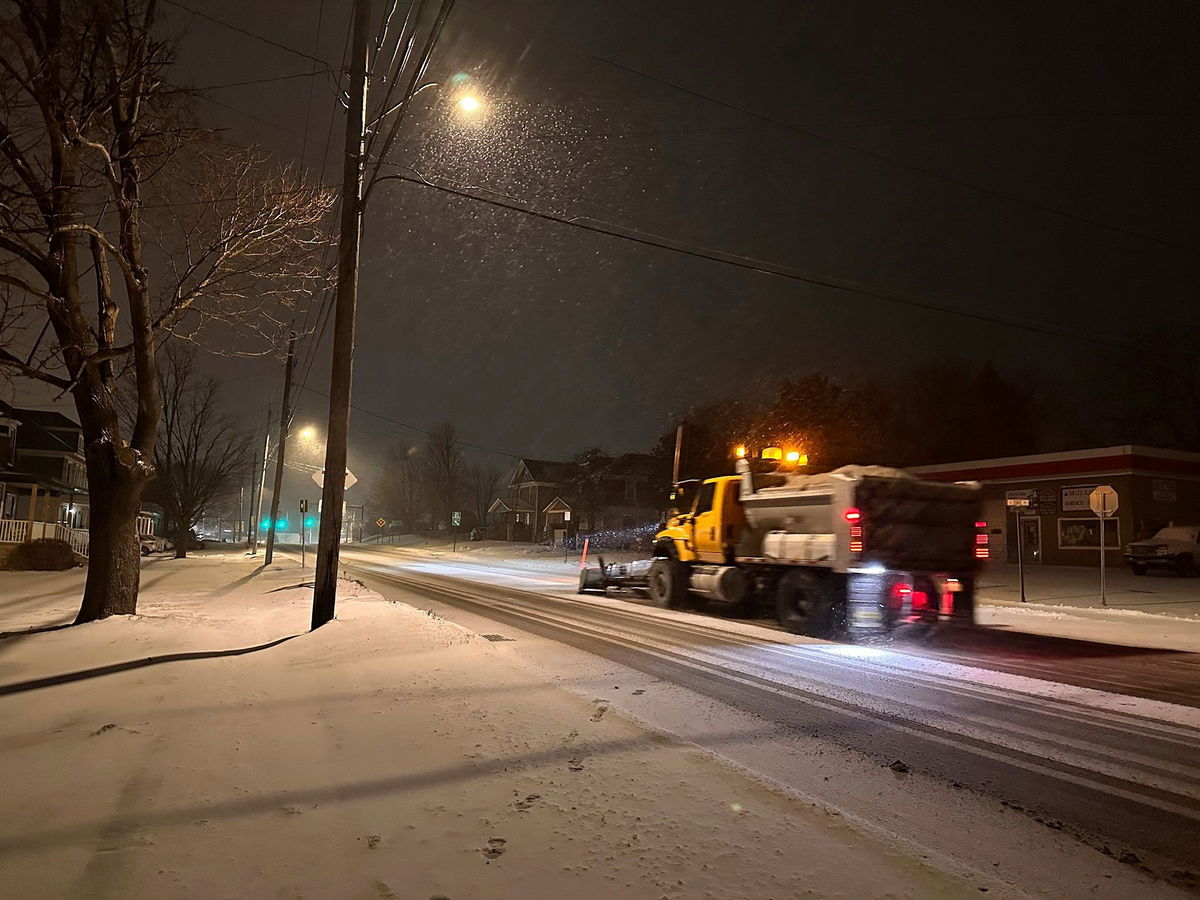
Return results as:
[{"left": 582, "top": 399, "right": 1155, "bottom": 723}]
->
[
  {"left": 458, "top": 95, "right": 481, "bottom": 113},
  {"left": 734, "top": 445, "right": 747, "bottom": 459},
  {"left": 299, "top": 426, "right": 316, "bottom": 441}
]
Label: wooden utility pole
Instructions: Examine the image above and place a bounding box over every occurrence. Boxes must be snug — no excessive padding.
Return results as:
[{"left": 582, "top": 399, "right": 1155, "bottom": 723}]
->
[
  {"left": 264, "top": 332, "right": 297, "bottom": 565},
  {"left": 312, "top": 0, "right": 370, "bottom": 629},
  {"left": 250, "top": 404, "right": 271, "bottom": 554}
]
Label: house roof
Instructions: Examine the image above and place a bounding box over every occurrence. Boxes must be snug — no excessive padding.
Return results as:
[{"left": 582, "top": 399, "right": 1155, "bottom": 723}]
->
[
  {"left": 488, "top": 496, "right": 535, "bottom": 514},
  {"left": 542, "top": 495, "right": 573, "bottom": 513},
  {"left": 0, "top": 401, "right": 79, "bottom": 430},
  {"left": 0, "top": 401, "right": 81, "bottom": 454},
  {"left": 603, "top": 452, "right": 662, "bottom": 477},
  {"left": 512, "top": 458, "right": 577, "bottom": 485}
]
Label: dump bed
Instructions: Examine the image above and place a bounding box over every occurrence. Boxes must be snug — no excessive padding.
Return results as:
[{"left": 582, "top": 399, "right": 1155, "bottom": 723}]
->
[
  {"left": 855, "top": 474, "right": 980, "bottom": 572},
  {"left": 737, "top": 463, "right": 981, "bottom": 573}
]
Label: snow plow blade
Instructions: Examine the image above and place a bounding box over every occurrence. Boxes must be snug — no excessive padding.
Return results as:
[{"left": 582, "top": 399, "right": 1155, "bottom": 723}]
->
[{"left": 578, "top": 557, "right": 655, "bottom": 594}]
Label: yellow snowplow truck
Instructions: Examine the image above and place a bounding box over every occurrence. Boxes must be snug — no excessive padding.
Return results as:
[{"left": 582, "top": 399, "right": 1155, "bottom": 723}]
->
[{"left": 580, "top": 459, "right": 985, "bottom": 639}]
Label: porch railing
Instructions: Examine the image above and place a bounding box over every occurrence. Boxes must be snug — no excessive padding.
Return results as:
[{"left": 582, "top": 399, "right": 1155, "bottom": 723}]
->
[
  {"left": 0, "top": 518, "right": 88, "bottom": 557},
  {"left": 55, "top": 524, "right": 89, "bottom": 558},
  {"left": 0, "top": 518, "right": 30, "bottom": 543}
]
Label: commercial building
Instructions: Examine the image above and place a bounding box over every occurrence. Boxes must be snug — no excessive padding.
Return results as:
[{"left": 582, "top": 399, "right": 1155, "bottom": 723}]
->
[{"left": 911, "top": 446, "right": 1200, "bottom": 567}]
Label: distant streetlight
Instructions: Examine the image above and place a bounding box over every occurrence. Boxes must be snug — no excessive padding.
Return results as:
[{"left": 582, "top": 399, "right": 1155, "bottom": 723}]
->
[
  {"left": 299, "top": 426, "right": 317, "bottom": 441},
  {"left": 457, "top": 94, "right": 482, "bottom": 114}
]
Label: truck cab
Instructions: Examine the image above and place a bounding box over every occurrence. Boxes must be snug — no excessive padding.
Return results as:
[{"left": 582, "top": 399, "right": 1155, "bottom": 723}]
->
[{"left": 655, "top": 475, "right": 744, "bottom": 564}]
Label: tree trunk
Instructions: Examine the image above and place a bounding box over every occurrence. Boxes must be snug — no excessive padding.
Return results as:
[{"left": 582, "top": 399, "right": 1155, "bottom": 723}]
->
[
  {"left": 74, "top": 444, "right": 146, "bottom": 623},
  {"left": 174, "top": 523, "right": 189, "bottom": 560}
]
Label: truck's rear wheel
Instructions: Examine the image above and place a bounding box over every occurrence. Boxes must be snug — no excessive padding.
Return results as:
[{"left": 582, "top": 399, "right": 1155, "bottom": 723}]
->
[
  {"left": 648, "top": 559, "right": 692, "bottom": 610},
  {"left": 776, "top": 570, "right": 837, "bottom": 638}
]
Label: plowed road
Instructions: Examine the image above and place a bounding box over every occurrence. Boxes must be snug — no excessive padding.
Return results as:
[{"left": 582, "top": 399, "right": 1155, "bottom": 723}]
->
[{"left": 336, "top": 545, "right": 1200, "bottom": 888}]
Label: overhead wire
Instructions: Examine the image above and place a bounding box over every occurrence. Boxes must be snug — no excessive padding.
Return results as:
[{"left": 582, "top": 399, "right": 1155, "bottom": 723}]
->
[
  {"left": 161, "top": 0, "right": 336, "bottom": 73},
  {"left": 374, "top": 166, "right": 1164, "bottom": 358}
]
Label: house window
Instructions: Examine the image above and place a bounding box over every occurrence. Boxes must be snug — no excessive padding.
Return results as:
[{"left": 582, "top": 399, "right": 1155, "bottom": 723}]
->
[{"left": 563, "top": 510, "right": 571, "bottom": 521}]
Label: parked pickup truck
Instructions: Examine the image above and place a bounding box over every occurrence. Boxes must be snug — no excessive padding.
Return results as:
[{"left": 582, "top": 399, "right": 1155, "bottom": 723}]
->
[{"left": 1124, "top": 525, "right": 1199, "bottom": 577}]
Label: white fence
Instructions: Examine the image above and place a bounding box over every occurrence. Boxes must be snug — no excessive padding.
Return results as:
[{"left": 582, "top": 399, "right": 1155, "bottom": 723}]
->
[
  {"left": 0, "top": 518, "right": 29, "bottom": 543},
  {"left": 55, "top": 524, "right": 89, "bottom": 558},
  {"left": 0, "top": 519, "right": 89, "bottom": 558}
]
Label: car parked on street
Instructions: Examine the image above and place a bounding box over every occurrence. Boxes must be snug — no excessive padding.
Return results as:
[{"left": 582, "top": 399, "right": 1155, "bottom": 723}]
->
[
  {"left": 1124, "top": 525, "right": 1199, "bottom": 576},
  {"left": 139, "top": 536, "right": 165, "bottom": 556}
]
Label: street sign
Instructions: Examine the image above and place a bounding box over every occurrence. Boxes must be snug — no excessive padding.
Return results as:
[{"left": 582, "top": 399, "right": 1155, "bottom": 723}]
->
[
  {"left": 1089, "top": 485, "right": 1118, "bottom": 518},
  {"left": 451, "top": 511, "right": 462, "bottom": 527},
  {"left": 376, "top": 517, "right": 387, "bottom": 528},
  {"left": 312, "top": 469, "right": 358, "bottom": 489}
]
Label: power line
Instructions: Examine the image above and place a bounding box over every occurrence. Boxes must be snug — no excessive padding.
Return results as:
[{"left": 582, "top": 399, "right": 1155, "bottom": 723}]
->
[
  {"left": 162, "top": 0, "right": 335, "bottom": 73},
  {"left": 163, "top": 72, "right": 322, "bottom": 93},
  {"left": 375, "top": 167, "right": 1155, "bottom": 356},
  {"left": 584, "top": 53, "right": 1200, "bottom": 256}
]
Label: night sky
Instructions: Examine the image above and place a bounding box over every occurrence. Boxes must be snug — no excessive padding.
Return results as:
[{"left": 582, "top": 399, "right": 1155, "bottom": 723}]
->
[{"left": 62, "top": 0, "right": 1200, "bottom": 489}]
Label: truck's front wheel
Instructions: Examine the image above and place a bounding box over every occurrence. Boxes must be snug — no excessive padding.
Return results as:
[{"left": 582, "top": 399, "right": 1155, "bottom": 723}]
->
[
  {"left": 776, "top": 570, "right": 837, "bottom": 638},
  {"left": 648, "top": 559, "right": 692, "bottom": 610}
]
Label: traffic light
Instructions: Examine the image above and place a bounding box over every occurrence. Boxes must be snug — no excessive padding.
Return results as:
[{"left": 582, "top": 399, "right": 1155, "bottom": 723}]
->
[
  {"left": 275, "top": 518, "right": 287, "bottom": 530},
  {"left": 259, "top": 517, "right": 270, "bottom": 531},
  {"left": 304, "top": 516, "right": 316, "bottom": 528}
]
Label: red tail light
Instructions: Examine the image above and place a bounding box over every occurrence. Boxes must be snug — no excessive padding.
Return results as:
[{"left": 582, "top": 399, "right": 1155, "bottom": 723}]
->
[
  {"left": 849, "top": 525, "right": 863, "bottom": 553},
  {"left": 975, "top": 521, "right": 990, "bottom": 559},
  {"left": 909, "top": 590, "right": 929, "bottom": 610},
  {"left": 846, "top": 508, "right": 864, "bottom": 553}
]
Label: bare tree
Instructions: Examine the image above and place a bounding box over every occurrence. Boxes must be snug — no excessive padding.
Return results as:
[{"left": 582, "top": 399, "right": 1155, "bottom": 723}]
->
[
  {"left": 143, "top": 346, "right": 251, "bottom": 558},
  {"left": 466, "top": 463, "right": 500, "bottom": 532},
  {"left": 371, "top": 442, "right": 426, "bottom": 533},
  {"left": 422, "top": 423, "right": 464, "bottom": 530},
  {"left": 0, "top": 1, "right": 332, "bottom": 621}
]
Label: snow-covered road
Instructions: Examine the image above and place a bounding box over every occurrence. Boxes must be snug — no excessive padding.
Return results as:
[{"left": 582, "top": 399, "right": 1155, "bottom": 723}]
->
[{"left": 338, "top": 544, "right": 1200, "bottom": 889}]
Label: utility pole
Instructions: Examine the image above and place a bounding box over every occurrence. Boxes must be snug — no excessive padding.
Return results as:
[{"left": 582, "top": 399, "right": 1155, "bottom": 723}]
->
[
  {"left": 312, "top": 0, "right": 370, "bottom": 630},
  {"left": 250, "top": 404, "right": 271, "bottom": 555},
  {"left": 264, "top": 332, "right": 297, "bottom": 566}
]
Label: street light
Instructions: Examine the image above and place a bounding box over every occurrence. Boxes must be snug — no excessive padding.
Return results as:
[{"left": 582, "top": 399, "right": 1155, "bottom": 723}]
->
[{"left": 457, "top": 94, "right": 481, "bottom": 113}]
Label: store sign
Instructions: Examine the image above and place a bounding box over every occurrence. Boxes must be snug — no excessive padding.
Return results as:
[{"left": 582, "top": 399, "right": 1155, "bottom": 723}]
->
[
  {"left": 1061, "top": 485, "right": 1098, "bottom": 512},
  {"left": 1005, "top": 489, "right": 1038, "bottom": 513},
  {"left": 1153, "top": 479, "right": 1177, "bottom": 503}
]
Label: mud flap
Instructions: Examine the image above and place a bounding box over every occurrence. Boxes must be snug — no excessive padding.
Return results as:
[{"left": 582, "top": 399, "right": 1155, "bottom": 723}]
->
[{"left": 846, "top": 571, "right": 889, "bottom": 637}]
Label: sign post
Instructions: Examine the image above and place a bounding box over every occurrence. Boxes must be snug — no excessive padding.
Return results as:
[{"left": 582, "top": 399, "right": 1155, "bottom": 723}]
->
[
  {"left": 1006, "top": 497, "right": 1032, "bottom": 603},
  {"left": 298, "top": 499, "right": 309, "bottom": 568},
  {"left": 1089, "top": 485, "right": 1119, "bottom": 607}
]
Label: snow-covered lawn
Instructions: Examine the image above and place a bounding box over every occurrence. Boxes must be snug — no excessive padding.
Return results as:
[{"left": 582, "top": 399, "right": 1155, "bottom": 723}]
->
[{"left": 0, "top": 553, "right": 971, "bottom": 898}]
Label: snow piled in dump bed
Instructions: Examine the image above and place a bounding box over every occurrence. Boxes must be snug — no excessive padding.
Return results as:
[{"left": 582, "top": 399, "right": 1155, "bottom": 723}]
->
[{"left": 0, "top": 552, "right": 974, "bottom": 898}]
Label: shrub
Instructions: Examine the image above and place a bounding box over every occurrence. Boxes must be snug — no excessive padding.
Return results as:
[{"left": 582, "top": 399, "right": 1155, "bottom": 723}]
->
[{"left": 8, "top": 538, "right": 78, "bottom": 571}]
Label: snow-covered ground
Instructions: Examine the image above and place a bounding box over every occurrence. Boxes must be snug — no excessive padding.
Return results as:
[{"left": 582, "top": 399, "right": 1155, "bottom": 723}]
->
[
  {"left": 1, "top": 552, "right": 981, "bottom": 898},
  {"left": 355, "top": 538, "right": 1200, "bottom": 653}
]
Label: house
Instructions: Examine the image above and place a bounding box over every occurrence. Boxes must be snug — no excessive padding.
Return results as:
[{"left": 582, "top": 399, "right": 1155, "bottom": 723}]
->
[
  {"left": 911, "top": 445, "right": 1200, "bottom": 567},
  {"left": 489, "top": 453, "right": 668, "bottom": 543},
  {"left": 488, "top": 458, "right": 576, "bottom": 542},
  {"left": 0, "top": 401, "right": 155, "bottom": 560}
]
